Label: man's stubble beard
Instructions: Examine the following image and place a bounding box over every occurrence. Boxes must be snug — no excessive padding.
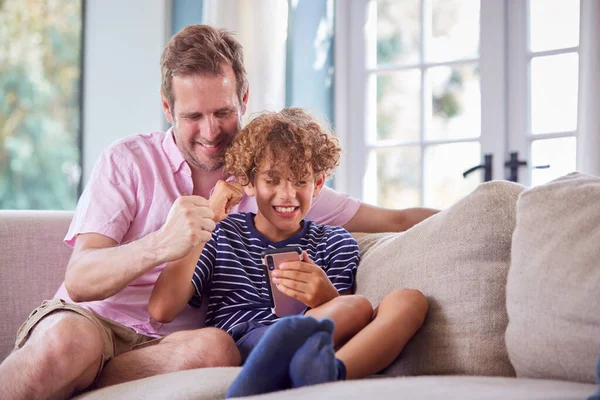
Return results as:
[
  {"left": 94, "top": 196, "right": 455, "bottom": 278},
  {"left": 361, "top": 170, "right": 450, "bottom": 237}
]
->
[{"left": 173, "top": 119, "right": 241, "bottom": 172}]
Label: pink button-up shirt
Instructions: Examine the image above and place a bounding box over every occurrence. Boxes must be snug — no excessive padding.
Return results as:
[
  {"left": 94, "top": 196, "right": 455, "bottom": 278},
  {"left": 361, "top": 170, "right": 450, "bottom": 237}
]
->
[{"left": 56, "top": 130, "right": 360, "bottom": 337}]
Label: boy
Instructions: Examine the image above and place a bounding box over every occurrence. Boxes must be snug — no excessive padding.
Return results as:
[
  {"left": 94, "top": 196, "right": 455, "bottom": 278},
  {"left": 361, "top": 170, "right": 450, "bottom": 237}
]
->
[{"left": 149, "top": 108, "right": 428, "bottom": 397}]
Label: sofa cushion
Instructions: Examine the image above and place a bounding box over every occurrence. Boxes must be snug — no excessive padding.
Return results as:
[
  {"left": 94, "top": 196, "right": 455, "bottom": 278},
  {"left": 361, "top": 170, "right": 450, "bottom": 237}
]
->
[
  {"left": 0, "top": 210, "right": 73, "bottom": 362},
  {"left": 353, "top": 181, "right": 524, "bottom": 377},
  {"left": 74, "top": 367, "right": 240, "bottom": 400},
  {"left": 506, "top": 172, "right": 600, "bottom": 383},
  {"left": 75, "top": 372, "right": 598, "bottom": 400}
]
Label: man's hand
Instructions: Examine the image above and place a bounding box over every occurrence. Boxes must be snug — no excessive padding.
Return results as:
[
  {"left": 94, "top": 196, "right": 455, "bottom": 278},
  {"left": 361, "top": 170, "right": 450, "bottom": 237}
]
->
[
  {"left": 156, "top": 196, "right": 216, "bottom": 263},
  {"left": 271, "top": 251, "right": 339, "bottom": 308},
  {"left": 209, "top": 180, "right": 244, "bottom": 222}
]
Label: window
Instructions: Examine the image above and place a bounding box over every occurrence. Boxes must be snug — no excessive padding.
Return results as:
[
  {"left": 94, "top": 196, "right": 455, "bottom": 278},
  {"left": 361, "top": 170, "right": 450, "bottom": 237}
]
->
[
  {"left": 0, "top": 0, "right": 83, "bottom": 210},
  {"left": 335, "top": 0, "right": 582, "bottom": 208}
]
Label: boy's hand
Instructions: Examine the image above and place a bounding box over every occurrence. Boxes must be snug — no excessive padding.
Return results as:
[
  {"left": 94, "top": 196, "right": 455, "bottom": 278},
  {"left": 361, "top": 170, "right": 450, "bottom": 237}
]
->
[
  {"left": 271, "top": 251, "right": 339, "bottom": 308},
  {"left": 209, "top": 180, "right": 244, "bottom": 222}
]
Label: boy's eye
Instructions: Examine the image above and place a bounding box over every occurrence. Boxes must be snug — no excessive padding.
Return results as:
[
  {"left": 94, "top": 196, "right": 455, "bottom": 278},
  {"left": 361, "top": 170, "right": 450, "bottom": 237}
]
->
[{"left": 296, "top": 181, "right": 307, "bottom": 186}]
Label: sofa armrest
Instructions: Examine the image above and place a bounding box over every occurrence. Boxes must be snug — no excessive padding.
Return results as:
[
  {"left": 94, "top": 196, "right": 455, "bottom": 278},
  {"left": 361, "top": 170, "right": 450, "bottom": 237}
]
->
[{"left": 0, "top": 210, "right": 73, "bottom": 361}]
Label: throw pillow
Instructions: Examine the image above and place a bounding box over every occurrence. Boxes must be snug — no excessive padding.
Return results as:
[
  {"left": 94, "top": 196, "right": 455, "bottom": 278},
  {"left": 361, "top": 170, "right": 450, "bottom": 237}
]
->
[
  {"left": 506, "top": 172, "right": 600, "bottom": 383},
  {"left": 354, "top": 180, "right": 525, "bottom": 377}
]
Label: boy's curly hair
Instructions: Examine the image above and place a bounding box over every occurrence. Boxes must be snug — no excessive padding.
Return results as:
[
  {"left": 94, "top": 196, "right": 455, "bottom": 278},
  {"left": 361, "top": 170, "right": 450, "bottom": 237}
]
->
[{"left": 225, "top": 108, "right": 341, "bottom": 185}]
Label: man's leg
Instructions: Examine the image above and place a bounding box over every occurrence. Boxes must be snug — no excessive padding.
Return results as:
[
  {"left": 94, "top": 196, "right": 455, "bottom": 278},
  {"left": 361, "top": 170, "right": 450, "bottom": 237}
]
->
[
  {"left": 95, "top": 327, "right": 241, "bottom": 388},
  {"left": 0, "top": 312, "right": 105, "bottom": 399}
]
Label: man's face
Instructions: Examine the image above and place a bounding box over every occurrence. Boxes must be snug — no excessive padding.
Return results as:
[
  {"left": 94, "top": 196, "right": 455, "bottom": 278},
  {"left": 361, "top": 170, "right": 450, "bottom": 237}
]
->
[
  {"left": 245, "top": 157, "right": 325, "bottom": 242},
  {"left": 162, "top": 65, "right": 247, "bottom": 171}
]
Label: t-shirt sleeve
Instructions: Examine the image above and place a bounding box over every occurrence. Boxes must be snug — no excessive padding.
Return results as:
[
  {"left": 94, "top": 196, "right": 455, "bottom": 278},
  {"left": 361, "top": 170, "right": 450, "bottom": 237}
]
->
[
  {"left": 304, "top": 186, "right": 361, "bottom": 227},
  {"left": 188, "top": 227, "right": 219, "bottom": 308},
  {"left": 64, "top": 146, "right": 139, "bottom": 247},
  {"left": 323, "top": 227, "right": 360, "bottom": 293}
]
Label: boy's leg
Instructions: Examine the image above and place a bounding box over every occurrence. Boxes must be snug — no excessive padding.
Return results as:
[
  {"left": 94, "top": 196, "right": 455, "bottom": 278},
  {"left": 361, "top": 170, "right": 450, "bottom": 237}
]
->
[
  {"left": 0, "top": 309, "right": 106, "bottom": 399},
  {"left": 305, "top": 294, "right": 373, "bottom": 347},
  {"left": 289, "top": 288, "right": 427, "bottom": 387},
  {"left": 336, "top": 288, "right": 428, "bottom": 379},
  {"left": 95, "top": 327, "right": 241, "bottom": 388},
  {"left": 226, "top": 316, "right": 333, "bottom": 398}
]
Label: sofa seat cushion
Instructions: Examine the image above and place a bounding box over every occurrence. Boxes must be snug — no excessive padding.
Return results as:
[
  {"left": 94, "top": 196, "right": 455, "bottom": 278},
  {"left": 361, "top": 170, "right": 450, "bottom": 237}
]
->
[
  {"left": 75, "top": 371, "right": 597, "bottom": 400},
  {"left": 74, "top": 367, "right": 241, "bottom": 400},
  {"left": 353, "top": 181, "right": 524, "bottom": 377},
  {"left": 506, "top": 172, "right": 600, "bottom": 383}
]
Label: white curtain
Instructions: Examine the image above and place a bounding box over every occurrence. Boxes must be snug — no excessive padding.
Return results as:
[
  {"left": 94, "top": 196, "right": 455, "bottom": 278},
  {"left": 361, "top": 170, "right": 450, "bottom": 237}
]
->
[
  {"left": 203, "top": 0, "right": 288, "bottom": 124},
  {"left": 576, "top": 0, "right": 600, "bottom": 177}
]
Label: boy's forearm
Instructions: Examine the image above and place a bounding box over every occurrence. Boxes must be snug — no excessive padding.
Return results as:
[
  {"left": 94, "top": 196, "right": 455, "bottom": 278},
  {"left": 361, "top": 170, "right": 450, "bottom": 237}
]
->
[{"left": 149, "top": 243, "right": 206, "bottom": 323}]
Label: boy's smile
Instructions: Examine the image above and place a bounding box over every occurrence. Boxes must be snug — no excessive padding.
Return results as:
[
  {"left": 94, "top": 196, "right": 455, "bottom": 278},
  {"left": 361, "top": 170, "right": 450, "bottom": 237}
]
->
[{"left": 245, "top": 157, "right": 325, "bottom": 242}]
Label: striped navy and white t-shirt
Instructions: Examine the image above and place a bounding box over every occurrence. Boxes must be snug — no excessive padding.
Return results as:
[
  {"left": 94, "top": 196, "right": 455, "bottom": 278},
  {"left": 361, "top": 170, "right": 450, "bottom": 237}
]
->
[{"left": 188, "top": 212, "right": 360, "bottom": 336}]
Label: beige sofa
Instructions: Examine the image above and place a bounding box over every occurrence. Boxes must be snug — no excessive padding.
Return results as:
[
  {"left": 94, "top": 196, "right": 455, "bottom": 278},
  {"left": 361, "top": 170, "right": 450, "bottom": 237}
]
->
[{"left": 1, "top": 172, "right": 598, "bottom": 399}]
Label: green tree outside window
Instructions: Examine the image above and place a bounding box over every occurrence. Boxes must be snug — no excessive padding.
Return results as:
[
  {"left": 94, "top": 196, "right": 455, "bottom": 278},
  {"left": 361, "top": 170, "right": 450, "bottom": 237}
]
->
[{"left": 0, "top": 0, "right": 82, "bottom": 210}]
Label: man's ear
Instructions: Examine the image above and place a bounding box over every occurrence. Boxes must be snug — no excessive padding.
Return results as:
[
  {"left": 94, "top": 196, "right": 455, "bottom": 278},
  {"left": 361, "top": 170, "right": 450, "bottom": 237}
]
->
[
  {"left": 161, "top": 92, "right": 174, "bottom": 125},
  {"left": 313, "top": 173, "right": 326, "bottom": 198},
  {"left": 244, "top": 182, "right": 256, "bottom": 197},
  {"left": 240, "top": 86, "right": 249, "bottom": 115}
]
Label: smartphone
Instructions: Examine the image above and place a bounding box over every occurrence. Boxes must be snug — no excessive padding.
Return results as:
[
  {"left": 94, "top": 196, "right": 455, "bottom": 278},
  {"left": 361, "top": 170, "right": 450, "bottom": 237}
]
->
[{"left": 261, "top": 246, "right": 307, "bottom": 317}]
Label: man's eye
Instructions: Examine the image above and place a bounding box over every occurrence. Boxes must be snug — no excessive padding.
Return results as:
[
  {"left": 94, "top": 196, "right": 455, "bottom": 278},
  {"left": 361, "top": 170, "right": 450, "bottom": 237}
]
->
[{"left": 296, "top": 181, "right": 307, "bottom": 186}]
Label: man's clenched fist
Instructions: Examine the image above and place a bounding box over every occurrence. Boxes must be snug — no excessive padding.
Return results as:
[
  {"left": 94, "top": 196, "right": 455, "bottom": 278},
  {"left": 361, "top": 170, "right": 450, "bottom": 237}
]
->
[{"left": 157, "top": 196, "right": 216, "bottom": 262}]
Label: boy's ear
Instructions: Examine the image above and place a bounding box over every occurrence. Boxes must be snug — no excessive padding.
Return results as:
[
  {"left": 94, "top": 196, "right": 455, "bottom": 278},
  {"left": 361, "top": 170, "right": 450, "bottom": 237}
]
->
[
  {"left": 244, "top": 182, "right": 256, "bottom": 197},
  {"left": 313, "top": 173, "right": 326, "bottom": 198}
]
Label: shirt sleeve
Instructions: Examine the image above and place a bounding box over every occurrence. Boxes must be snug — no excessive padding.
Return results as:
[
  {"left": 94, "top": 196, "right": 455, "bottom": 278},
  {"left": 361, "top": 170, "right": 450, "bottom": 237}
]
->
[
  {"left": 64, "top": 146, "right": 139, "bottom": 247},
  {"left": 304, "top": 186, "right": 361, "bottom": 227},
  {"left": 323, "top": 227, "right": 361, "bottom": 293},
  {"left": 189, "top": 227, "right": 219, "bottom": 308}
]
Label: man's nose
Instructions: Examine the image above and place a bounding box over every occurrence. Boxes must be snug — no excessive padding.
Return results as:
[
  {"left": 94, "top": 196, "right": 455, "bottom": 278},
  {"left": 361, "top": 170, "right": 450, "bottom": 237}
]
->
[{"left": 200, "top": 115, "right": 219, "bottom": 140}]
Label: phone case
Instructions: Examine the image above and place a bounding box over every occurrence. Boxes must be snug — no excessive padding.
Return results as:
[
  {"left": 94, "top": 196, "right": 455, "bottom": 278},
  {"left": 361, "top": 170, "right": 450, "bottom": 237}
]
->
[{"left": 261, "top": 247, "right": 307, "bottom": 317}]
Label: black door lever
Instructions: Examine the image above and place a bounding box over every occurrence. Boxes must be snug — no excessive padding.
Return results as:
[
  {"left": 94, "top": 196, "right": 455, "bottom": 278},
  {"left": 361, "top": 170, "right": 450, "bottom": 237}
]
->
[{"left": 463, "top": 154, "right": 493, "bottom": 182}]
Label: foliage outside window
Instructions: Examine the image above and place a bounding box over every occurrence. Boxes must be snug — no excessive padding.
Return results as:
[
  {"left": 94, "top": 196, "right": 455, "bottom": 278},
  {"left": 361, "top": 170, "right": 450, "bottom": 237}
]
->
[{"left": 0, "top": 0, "right": 82, "bottom": 210}]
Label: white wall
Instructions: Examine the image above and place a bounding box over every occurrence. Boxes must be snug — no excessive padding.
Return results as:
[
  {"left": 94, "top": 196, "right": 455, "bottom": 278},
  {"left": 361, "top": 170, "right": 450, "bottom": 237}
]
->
[{"left": 83, "top": 0, "right": 170, "bottom": 182}]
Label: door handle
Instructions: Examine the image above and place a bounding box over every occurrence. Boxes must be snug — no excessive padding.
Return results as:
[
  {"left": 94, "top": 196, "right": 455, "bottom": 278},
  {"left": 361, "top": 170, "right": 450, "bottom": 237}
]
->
[
  {"left": 505, "top": 152, "right": 550, "bottom": 182},
  {"left": 463, "top": 154, "right": 493, "bottom": 182}
]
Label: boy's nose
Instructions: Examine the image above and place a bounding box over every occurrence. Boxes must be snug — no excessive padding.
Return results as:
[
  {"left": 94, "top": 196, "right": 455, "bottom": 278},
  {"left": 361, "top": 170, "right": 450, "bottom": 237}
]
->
[{"left": 277, "top": 182, "right": 296, "bottom": 199}]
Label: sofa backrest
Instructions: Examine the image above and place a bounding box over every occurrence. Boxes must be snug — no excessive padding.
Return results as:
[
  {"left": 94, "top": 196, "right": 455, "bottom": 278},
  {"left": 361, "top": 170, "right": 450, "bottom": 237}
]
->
[{"left": 0, "top": 210, "right": 73, "bottom": 361}]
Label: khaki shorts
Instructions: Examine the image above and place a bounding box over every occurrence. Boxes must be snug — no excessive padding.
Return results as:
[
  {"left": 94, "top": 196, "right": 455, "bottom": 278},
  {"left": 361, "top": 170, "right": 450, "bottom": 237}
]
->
[{"left": 15, "top": 298, "right": 160, "bottom": 380}]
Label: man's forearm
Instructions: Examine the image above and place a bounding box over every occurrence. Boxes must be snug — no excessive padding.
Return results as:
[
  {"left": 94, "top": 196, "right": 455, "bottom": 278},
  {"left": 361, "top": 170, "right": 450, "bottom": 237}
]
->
[
  {"left": 399, "top": 207, "right": 439, "bottom": 231},
  {"left": 65, "top": 231, "right": 166, "bottom": 302}
]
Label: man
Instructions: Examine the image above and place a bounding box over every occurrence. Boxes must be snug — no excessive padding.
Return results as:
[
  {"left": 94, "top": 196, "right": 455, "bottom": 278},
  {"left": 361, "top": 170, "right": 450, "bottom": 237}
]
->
[{"left": 0, "top": 25, "right": 437, "bottom": 399}]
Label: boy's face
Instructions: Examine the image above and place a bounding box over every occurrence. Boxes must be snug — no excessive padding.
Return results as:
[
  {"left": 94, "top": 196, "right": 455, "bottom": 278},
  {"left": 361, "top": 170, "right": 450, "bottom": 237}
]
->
[{"left": 245, "top": 157, "right": 325, "bottom": 242}]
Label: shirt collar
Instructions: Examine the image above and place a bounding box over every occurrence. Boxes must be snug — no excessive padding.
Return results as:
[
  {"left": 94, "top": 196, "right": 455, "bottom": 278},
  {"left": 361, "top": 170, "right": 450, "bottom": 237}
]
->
[{"left": 162, "top": 128, "right": 187, "bottom": 173}]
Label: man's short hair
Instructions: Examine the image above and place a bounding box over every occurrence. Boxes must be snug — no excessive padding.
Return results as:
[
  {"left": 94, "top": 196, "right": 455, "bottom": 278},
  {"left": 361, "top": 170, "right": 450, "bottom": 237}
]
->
[{"left": 160, "top": 24, "right": 248, "bottom": 109}]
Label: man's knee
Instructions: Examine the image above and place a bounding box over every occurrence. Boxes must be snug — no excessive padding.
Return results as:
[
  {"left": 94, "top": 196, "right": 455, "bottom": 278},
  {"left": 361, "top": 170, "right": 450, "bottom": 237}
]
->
[
  {"left": 27, "top": 313, "right": 104, "bottom": 368},
  {"left": 11, "top": 313, "right": 104, "bottom": 395},
  {"left": 162, "top": 328, "right": 241, "bottom": 369}
]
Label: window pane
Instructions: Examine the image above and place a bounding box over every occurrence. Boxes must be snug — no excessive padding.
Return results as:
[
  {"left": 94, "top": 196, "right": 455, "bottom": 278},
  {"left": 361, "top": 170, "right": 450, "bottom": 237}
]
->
[
  {"left": 529, "top": 0, "right": 580, "bottom": 52},
  {"left": 428, "top": 0, "right": 480, "bottom": 63},
  {"left": 531, "top": 137, "right": 577, "bottom": 187},
  {"left": 530, "top": 53, "right": 579, "bottom": 134},
  {"left": 427, "top": 64, "right": 480, "bottom": 140},
  {"left": 375, "top": 70, "right": 421, "bottom": 142},
  {"left": 0, "top": 1, "right": 82, "bottom": 210},
  {"left": 424, "top": 142, "right": 480, "bottom": 209},
  {"left": 365, "top": 147, "right": 421, "bottom": 208},
  {"left": 375, "top": 0, "right": 421, "bottom": 66}
]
